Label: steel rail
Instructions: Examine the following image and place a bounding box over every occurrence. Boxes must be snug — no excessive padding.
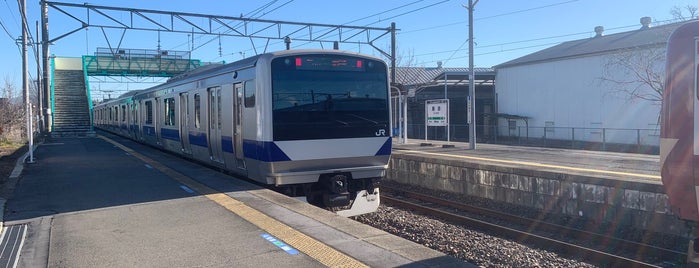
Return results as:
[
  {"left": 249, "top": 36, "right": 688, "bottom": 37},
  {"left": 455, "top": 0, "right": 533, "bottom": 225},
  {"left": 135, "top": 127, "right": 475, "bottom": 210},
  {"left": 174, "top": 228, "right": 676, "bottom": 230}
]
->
[{"left": 381, "top": 186, "right": 681, "bottom": 267}]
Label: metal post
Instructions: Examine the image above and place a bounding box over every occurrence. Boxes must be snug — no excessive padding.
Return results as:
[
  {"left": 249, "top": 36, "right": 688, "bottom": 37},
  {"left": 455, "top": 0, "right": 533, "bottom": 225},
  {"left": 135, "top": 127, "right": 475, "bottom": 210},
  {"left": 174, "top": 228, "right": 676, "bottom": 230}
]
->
[
  {"left": 465, "top": 0, "right": 479, "bottom": 149},
  {"left": 21, "top": 0, "right": 27, "bottom": 106},
  {"left": 602, "top": 128, "right": 607, "bottom": 151},
  {"left": 21, "top": 0, "right": 34, "bottom": 163},
  {"left": 444, "top": 73, "right": 449, "bottom": 143},
  {"left": 402, "top": 95, "right": 408, "bottom": 144},
  {"left": 35, "top": 21, "right": 43, "bottom": 133},
  {"left": 390, "top": 22, "right": 396, "bottom": 85},
  {"left": 41, "top": 0, "right": 51, "bottom": 133},
  {"left": 637, "top": 129, "right": 641, "bottom": 153}
]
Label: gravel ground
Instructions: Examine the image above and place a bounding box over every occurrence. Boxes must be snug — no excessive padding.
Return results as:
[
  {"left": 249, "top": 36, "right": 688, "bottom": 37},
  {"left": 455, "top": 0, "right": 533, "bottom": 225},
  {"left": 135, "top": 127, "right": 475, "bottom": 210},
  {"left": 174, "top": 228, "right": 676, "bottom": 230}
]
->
[
  {"left": 355, "top": 204, "right": 597, "bottom": 268},
  {"left": 353, "top": 180, "right": 687, "bottom": 267}
]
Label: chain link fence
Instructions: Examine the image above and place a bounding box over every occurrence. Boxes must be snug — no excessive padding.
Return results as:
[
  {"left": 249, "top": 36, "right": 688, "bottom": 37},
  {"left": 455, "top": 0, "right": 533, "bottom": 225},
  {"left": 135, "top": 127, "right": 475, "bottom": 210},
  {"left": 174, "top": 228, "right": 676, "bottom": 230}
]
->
[{"left": 405, "top": 124, "right": 660, "bottom": 154}]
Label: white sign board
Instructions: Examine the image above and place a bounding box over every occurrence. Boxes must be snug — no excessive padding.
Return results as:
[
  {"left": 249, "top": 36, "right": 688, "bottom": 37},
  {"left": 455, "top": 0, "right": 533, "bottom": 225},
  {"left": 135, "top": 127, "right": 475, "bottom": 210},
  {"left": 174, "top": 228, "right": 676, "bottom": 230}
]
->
[{"left": 426, "top": 99, "right": 449, "bottom": 126}]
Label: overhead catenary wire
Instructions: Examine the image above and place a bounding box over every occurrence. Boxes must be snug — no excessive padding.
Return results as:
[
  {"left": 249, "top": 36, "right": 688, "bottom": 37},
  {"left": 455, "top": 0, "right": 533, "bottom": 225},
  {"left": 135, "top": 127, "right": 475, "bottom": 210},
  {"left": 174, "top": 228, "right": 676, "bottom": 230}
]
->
[
  {"left": 423, "top": 17, "right": 681, "bottom": 66},
  {"left": 286, "top": 0, "right": 451, "bottom": 51}
]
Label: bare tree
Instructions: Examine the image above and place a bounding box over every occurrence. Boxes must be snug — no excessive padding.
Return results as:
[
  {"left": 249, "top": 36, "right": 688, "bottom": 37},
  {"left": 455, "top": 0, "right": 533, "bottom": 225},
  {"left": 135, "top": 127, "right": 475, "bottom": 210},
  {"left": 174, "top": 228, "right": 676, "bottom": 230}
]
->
[
  {"left": 600, "top": 45, "right": 665, "bottom": 105},
  {"left": 671, "top": 5, "right": 698, "bottom": 21},
  {"left": 0, "top": 76, "right": 26, "bottom": 142}
]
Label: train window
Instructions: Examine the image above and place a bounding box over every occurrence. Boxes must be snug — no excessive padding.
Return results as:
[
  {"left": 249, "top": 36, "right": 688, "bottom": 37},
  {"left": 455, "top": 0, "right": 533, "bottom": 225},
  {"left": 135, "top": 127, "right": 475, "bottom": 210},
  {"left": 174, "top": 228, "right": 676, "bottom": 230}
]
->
[
  {"left": 244, "top": 80, "right": 255, "bottom": 107},
  {"left": 164, "top": 98, "right": 176, "bottom": 126},
  {"left": 194, "top": 94, "right": 201, "bottom": 129},
  {"left": 132, "top": 104, "right": 137, "bottom": 124},
  {"left": 121, "top": 105, "right": 126, "bottom": 122},
  {"left": 145, "top": 100, "right": 153, "bottom": 125}
]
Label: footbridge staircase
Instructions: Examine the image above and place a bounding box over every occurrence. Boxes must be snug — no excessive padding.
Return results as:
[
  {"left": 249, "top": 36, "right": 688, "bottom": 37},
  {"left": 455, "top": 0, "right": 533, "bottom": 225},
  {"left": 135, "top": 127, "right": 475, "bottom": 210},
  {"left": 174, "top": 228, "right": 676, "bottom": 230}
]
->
[{"left": 49, "top": 48, "right": 201, "bottom": 137}]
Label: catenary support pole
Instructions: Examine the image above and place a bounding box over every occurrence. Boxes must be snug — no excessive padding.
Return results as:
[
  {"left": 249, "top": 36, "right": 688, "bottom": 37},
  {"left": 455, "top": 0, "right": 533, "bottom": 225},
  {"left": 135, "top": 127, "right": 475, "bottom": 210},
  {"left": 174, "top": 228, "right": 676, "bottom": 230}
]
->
[
  {"left": 41, "top": 0, "right": 51, "bottom": 133},
  {"left": 466, "top": 0, "right": 478, "bottom": 149}
]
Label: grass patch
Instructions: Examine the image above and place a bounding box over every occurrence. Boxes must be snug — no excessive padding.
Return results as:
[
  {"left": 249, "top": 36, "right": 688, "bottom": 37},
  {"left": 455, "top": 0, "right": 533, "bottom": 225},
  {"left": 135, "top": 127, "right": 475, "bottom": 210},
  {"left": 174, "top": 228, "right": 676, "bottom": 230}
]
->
[{"left": 0, "top": 141, "right": 23, "bottom": 158}]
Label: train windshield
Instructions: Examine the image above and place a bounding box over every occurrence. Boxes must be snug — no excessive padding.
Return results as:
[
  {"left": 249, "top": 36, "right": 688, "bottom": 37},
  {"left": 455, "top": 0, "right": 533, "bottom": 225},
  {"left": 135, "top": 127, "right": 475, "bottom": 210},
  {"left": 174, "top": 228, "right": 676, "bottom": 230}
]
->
[{"left": 271, "top": 54, "right": 390, "bottom": 141}]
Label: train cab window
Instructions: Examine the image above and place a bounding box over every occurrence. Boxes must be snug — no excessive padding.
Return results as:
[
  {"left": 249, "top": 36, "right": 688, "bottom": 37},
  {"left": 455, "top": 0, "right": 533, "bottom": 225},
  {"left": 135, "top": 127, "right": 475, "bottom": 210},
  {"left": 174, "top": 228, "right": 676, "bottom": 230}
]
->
[
  {"left": 244, "top": 80, "right": 255, "bottom": 107},
  {"left": 145, "top": 100, "right": 153, "bottom": 125},
  {"left": 164, "top": 98, "right": 176, "bottom": 126},
  {"left": 270, "top": 55, "right": 390, "bottom": 140},
  {"left": 194, "top": 94, "right": 201, "bottom": 129}
]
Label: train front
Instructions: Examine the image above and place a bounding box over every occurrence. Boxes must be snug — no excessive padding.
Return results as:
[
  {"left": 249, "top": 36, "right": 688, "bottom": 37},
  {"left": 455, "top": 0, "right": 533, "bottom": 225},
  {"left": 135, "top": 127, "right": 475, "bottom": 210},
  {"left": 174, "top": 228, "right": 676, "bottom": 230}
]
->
[
  {"left": 261, "top": 51, "right": 391, "bottom": 217},
  {"left": 662, "top": 20, "right": 699, "bottom": 263}
]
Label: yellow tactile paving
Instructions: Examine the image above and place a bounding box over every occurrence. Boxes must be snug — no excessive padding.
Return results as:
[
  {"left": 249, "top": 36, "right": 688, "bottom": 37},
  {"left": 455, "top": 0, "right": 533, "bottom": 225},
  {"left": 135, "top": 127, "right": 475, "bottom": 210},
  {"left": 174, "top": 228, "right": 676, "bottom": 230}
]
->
[{"left": 100, "top": 135, "right": 368, "bottom": 268}]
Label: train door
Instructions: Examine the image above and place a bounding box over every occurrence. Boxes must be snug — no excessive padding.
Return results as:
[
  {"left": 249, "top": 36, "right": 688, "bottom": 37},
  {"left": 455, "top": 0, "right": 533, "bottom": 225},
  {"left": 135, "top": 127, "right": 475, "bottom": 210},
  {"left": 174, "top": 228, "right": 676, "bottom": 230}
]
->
[
  {"left": 137, "top": 100, "right": 144, "bottom": 140},
  {"left": 208, "top": 87, "right": 224, "bottom": 163},
  {"left": 234, "top": 83, "right": 245, "bottom": 169},
  {"left": 155, "top": 97, "right": 162, "bottom": 145},
  {"left": 135, "top": 101, "right": 142, "bottom": 141},
  {"left": 180, "top": 92, "right": 192, "bottom": 155}
]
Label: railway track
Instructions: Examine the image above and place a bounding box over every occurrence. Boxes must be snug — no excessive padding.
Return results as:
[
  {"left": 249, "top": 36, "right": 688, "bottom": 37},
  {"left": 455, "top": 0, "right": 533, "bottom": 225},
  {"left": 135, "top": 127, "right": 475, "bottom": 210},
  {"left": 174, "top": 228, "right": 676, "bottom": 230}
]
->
[{"left": 380, "top": 185, "right": 685, "bottom": 267}]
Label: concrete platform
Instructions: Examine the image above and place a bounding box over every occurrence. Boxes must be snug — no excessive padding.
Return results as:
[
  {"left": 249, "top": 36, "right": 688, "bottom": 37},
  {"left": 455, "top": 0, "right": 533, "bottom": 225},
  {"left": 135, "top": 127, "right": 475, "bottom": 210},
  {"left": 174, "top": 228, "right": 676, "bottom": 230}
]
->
[
  {"left": 392, "top": 140, "right": 659, "bottom": 182},
  {"left": 1, "top": 135, "right": 468, "bottom": 267},
  {"left": 388, "top": 139, "right": 680, "bottom": 236}
]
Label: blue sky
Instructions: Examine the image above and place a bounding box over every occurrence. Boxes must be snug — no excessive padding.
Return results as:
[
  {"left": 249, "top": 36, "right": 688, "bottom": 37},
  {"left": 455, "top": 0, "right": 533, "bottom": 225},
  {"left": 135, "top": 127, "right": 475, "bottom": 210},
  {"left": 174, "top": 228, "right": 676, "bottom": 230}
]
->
[{"left": 1, "top": 0, "right": 697, "bottom": 98}]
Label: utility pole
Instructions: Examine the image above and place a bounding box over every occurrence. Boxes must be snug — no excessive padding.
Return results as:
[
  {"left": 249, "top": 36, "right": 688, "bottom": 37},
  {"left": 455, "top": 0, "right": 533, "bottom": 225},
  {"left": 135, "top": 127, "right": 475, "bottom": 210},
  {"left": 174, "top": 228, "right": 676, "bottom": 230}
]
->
[
  {"left": 21, "top": 0, "right": 34, "bottom": 163},
  {"left": 41, "top": 0, "right": 51, "bottom": 134},
  {"left": 36, "top": 21, "right": 43, "bottom": 134},
  {"left": 465, "top": 0, "right": 478, "bottom": 150}
]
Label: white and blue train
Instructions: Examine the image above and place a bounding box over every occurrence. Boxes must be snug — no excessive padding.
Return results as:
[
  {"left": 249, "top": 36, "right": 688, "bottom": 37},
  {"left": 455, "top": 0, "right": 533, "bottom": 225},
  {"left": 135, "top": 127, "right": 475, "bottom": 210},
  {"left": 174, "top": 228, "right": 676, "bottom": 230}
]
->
[{"left": 94, "top": 49, "right": 391, "bottom": 216}]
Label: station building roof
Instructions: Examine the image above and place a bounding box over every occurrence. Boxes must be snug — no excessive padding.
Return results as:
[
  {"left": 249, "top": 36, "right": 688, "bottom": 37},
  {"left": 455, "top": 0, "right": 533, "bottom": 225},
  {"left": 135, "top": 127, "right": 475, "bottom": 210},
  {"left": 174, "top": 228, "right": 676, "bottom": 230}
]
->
[
  {"left": 494, "top": 19, "right": 689, "bottom": 69},
  {"left": 393, "top": 66, "right": 495, "bottom": 87}
]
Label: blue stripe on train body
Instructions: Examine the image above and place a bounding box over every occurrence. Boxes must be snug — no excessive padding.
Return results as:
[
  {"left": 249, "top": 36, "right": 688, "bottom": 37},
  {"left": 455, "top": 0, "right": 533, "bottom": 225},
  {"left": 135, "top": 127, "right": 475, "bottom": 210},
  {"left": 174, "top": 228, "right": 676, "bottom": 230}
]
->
[
  {"left": 143, "top": 126, "right": 156, "bottom": 136},
  {"left": 161, "top": 128, "right": 180, "bottom": 142},
  {"left": 242, "top": 137, "right": 392, "bottom": 162},
  {"left": 243, "top": 140, "right": 291, "bottom": 162},
  {"left": 188, "top": 132, "right": 208, "bottom": 148},
  {"left": 221, "top": 136, "right": 234, "bottom": 153},
  {"left": 376, "top": 137, "right": 392, "bottom": 156}
]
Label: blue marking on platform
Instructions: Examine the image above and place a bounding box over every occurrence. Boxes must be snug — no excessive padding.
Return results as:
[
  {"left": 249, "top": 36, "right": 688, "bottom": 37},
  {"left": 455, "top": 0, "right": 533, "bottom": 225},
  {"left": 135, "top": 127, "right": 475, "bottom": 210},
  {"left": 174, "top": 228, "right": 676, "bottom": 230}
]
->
[
  {"left": 261, "top": 233, "right": 299, "bottom": 255},
  {"left": 179, "top": 185, "right": 195, "bottom": 194}
]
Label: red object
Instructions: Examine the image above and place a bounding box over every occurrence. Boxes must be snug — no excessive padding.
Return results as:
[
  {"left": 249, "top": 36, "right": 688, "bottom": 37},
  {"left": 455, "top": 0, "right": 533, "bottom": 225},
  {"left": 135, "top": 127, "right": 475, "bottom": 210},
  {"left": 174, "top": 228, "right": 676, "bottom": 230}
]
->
[{"left": 662, "top": 20, "right": 699, "bottom": 221}]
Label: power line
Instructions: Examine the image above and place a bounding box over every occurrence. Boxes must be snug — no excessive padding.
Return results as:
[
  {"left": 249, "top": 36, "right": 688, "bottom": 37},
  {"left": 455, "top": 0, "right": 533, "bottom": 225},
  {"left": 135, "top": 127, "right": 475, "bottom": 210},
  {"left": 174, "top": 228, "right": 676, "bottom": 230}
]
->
[
  {"left": 193, "top": 0, "right": 295, "bottom": 53},
  {"left": 401, "top": 0, "right": 580, "bottom": 35},
  {"left": 363, "top": 0, "right": 450, "bottom": 27},
  {"left": 288, "top": 0, "right": 450, "bottom": 50},
  {"left": 171, "top": 0, "right": 294, "bottom": 55},
  {"left": 411, "top": 16, "right": 683, "bottom": 67},
  {"left": 0, "top": 18, "right": 16, "bottom": 43},
  {"left": 343, "top": 0, "right": 427, "bottom": 25}
]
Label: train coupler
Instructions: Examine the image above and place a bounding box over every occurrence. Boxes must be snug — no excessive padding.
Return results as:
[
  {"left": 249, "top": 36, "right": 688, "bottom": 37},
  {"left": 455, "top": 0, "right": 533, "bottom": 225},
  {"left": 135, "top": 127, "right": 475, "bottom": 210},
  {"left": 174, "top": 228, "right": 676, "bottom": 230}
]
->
[{"left": 321, "top": 173, "right": 351, "bottom": 207}]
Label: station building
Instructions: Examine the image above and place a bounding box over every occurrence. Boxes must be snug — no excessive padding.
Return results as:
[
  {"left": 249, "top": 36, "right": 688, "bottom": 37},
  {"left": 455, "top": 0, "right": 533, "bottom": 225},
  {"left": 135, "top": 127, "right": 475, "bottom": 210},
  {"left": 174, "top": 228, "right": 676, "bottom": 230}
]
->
[
  {"left": 492, "top": 17, "right": 682, "bottom": 153},
  {"left": 397, "top": 18, "right": 686, "bottom": 153}
]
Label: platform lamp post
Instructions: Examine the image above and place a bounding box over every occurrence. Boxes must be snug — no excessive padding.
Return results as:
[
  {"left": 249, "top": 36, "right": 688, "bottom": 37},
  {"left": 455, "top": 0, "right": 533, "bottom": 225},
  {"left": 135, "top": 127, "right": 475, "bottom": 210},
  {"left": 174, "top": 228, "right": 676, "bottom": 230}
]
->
[{"left": 465, "top": 0, "right": 478, "bottom": 150}]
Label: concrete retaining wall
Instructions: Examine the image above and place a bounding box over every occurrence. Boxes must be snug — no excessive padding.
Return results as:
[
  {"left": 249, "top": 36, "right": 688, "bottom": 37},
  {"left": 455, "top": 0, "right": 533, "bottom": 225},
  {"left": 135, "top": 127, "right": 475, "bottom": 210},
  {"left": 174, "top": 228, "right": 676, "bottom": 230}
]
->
[{"left": 387, "top": 152, "right": 687, "bottom": 236}]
